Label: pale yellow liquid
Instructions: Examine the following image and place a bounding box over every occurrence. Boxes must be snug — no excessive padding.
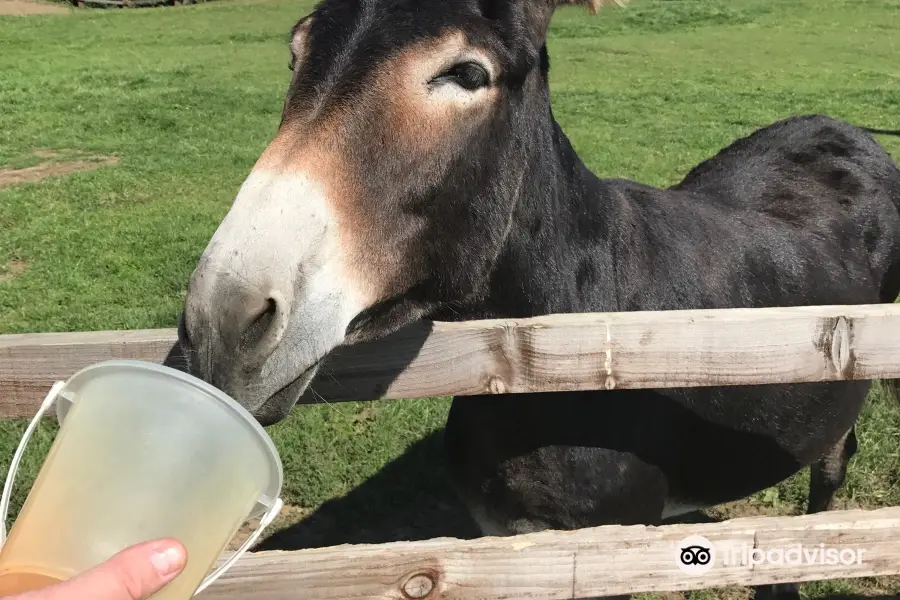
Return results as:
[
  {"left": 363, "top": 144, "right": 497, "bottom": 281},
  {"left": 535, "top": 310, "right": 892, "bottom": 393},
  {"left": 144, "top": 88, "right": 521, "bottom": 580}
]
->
[
  {"left": 0, "top": 472, "right": 259, "bottom": 600},
  {"left": 150, "top": 500, "right": 256, "bottom": 600},
  {"left": 0, "top": 380, "right": 269, "bottom": 600},
  {"left": 0, "top": 570, "right": 64, "bottom": 596}
]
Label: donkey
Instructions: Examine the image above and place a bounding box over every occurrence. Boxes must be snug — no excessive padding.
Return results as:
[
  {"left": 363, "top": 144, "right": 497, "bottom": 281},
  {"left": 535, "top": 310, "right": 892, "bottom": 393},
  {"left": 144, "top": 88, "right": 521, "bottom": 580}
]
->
[{"left": 178, "top": 0, "right": 900, "bottom": 596}]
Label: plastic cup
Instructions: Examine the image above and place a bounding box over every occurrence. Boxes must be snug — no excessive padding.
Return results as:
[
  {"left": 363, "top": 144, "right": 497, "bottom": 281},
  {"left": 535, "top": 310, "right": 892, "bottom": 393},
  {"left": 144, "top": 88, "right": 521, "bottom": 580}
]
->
[{"left": 0, "top": 360, "right": 283, "bottom": 599}]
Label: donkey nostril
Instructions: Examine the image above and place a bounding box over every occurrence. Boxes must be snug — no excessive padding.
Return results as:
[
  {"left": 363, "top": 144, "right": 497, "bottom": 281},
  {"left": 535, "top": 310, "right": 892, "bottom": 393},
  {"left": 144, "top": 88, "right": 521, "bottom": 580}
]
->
[{"left": 239, "top": 297, "right": 279, "bottom": 355}]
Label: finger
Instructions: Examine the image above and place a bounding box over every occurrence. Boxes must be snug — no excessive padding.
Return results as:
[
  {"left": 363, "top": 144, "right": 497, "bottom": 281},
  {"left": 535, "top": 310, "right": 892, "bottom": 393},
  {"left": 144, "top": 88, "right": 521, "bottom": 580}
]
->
[{"left": 24, "top": 539, "right": 187, "bottom": 600}]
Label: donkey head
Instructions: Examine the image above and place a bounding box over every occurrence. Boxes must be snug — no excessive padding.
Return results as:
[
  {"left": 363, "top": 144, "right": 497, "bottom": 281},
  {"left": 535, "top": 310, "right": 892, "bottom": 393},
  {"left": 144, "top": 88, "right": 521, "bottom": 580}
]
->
[{"left": 180, "top": 0, "right": 614, "bottom": 424}]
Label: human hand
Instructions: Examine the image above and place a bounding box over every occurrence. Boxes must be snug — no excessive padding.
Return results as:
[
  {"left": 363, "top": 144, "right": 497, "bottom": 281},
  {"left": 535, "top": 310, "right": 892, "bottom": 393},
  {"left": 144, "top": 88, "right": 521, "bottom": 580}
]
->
[{"left": 11, "top": 539, "right": 187, "bottom": 600}]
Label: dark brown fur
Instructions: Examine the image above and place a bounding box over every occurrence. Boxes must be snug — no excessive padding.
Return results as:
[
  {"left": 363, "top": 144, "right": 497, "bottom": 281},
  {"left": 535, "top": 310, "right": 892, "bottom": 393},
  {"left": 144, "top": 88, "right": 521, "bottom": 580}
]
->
[{"left": 180, "top": 5, "right": 900, "bottom": 599}]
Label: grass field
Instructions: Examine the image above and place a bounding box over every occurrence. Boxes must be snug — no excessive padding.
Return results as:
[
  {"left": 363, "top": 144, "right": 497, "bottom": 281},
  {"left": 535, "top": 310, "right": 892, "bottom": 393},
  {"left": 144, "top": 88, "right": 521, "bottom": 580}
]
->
[{"left": 1, "top": 0, "right": 900, "bottom": 597}]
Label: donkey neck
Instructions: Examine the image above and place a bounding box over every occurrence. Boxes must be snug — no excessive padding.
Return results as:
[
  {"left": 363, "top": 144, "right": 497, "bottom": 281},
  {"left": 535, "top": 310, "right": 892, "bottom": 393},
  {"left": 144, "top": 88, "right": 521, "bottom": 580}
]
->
[{"left": 453, "top": 99, "right": 620, "bottom": 321}]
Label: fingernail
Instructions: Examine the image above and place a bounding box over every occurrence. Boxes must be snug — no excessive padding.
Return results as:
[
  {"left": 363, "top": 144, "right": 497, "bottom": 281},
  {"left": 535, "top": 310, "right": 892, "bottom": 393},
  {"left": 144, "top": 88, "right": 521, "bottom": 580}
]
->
[{"left": 151, "top": 547, "right": 186, "bottom": 578}]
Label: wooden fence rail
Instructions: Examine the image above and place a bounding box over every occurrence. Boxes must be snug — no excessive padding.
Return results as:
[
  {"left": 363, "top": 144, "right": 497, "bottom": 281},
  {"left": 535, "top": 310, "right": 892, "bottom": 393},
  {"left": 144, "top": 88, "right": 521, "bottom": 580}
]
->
[
  {"left": 4, "top": 304, "right": 900, "bottom": 598},
  {"left": 3, "top": 304, "right": 900, "bottom": 418},
  {"left": 201, "top": 507, "right": 900, "bottom": 600}
]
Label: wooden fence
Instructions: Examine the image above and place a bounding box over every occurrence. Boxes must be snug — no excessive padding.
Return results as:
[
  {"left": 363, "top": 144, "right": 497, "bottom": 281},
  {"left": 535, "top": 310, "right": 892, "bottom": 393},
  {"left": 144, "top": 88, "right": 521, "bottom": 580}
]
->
[{"left": 3, "top": 303, "right": 900, "bottom": 599}]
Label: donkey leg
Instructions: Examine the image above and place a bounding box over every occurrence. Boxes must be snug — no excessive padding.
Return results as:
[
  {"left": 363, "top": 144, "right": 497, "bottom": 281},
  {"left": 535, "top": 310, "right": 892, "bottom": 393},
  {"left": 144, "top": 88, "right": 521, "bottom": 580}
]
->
[
  {"left": 754, "top": 427, "right": 858, "bottom": 600},
  {"left": 808, "top": 426, "right": 857, "bottom": 513}
]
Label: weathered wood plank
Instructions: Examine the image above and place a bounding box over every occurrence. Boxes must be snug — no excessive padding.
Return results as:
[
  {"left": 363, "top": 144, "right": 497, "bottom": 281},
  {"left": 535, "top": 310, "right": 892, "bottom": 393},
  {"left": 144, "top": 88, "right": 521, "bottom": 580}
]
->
[
  {"left": 202, "top": 507, "right": 900, "bottom": 600},
  {"left": 3, "top": 304, "right": 900, "bottom": 418},
  {"left": 0, "top": 329, "right": 178, "bottom": 418}
]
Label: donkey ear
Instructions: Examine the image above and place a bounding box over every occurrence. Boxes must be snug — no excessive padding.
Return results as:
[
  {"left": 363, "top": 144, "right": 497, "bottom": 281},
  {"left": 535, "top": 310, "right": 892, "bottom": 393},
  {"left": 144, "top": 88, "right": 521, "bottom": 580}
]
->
[{"left": 522, "top": 0, "right": 623, "bottom": 45}]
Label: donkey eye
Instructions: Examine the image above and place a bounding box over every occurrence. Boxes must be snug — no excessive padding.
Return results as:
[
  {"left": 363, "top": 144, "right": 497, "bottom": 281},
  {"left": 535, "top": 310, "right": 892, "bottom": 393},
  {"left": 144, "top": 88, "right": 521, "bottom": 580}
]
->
[{"left": 435, "top": 62, "right": 490, "bottom": 91}]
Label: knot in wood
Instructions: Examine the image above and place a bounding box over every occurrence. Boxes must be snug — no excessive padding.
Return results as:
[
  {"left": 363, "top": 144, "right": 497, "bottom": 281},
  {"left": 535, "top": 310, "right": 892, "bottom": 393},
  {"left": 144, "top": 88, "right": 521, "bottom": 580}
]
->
[
  {"left": 402, "top": 573, "right": 435, "bottom": 599},
  {"left": 830, "top": 316, "right": 852, "bottom": 377},
  {"left": 489, "top": 376, "right": 508, "bottom": 394}
]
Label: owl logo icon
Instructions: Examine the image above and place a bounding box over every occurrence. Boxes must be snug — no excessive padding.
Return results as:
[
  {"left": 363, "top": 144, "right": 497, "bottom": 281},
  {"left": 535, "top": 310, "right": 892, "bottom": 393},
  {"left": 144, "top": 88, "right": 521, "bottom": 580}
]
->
[{"left": 676, "top": 535, "right": 716, "bottom": 575}]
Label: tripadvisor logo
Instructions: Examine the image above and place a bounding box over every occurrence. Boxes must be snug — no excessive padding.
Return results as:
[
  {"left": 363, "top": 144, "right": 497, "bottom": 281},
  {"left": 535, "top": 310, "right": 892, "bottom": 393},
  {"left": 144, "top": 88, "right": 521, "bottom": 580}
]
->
[
  {"left": 723, "top": 543, "right": 867, "bottom": 568},
  {"left": 676, "top": 535, "right": 867, "bottom": 576},
  {"left": 676, "top": 535, "right": 716, "bottom": 576}
]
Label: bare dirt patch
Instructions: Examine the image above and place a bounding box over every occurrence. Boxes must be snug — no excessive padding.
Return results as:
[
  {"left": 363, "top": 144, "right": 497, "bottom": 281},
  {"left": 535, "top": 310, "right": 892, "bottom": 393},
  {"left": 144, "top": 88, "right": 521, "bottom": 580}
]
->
[
  {"left": 0, "top": 155, "right": 118, "bottom": 188},
  {"left": 227, "top": 503, "right": 309, "bottom": 551},
  {"left": 32, "top": 149, "right": 63, "bottom": 159},
  {"left": 0, "top": 260, "right": 30, "bottom": 284},
  {"left": 706, "top": 498, "right": 797, "bottom": 521},
  {"left": 0, "top": 0, "right": 69, "bottom": 14}
]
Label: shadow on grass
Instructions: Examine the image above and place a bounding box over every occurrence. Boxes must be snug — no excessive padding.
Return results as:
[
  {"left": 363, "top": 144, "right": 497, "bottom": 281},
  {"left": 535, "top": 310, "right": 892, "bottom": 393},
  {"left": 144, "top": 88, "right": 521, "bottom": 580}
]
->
[{"left": 255, "top": 429, "right": 480, "bottom": 551}]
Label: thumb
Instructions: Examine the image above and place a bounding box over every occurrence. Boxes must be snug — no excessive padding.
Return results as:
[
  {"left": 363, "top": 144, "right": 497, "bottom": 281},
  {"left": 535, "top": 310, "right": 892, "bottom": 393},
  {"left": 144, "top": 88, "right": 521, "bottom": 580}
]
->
[{"left": 27, "top": 539, "right": 187, "bottom": 600}]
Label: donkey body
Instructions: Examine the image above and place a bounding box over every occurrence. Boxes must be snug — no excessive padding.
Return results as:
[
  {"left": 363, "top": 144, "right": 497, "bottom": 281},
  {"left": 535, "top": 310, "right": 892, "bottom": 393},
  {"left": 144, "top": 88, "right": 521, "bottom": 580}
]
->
[
  {"left": 443, "top": 113, "right": 900, "bottom": 535},
  {"left": 179, "top": 0, "right": 900, "bottom": 594}
]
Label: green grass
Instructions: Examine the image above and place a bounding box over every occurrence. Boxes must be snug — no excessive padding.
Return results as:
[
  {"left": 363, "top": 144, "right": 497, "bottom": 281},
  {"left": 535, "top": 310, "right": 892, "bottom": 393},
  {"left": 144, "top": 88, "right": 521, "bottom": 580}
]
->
[{"left": 1, "top": 0, "right": 899, "bottom": 596}]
